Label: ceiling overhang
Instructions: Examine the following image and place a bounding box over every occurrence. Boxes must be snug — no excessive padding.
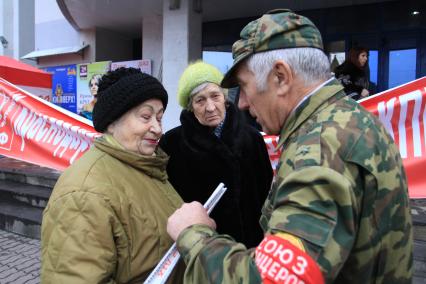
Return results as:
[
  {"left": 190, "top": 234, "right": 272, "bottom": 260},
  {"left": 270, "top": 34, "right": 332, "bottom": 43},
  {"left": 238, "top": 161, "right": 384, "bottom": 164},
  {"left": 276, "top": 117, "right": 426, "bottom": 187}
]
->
[
  {"left": 22, "top": 44, "right": 89, "bottom": 60},
  {"left": 57, "top": 0, "right": 398, "bottom": 38}
]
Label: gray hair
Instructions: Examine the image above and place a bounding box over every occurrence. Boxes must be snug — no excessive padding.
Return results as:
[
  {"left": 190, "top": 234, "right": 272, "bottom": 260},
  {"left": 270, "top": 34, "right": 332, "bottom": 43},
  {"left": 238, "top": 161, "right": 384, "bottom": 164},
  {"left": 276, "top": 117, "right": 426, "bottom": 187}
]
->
[
  {"left": 187, "top": 82, "right": 228, "bottom": 110},
  {"left": 246, "top": 47, "right": 331, "bottom": 92}
]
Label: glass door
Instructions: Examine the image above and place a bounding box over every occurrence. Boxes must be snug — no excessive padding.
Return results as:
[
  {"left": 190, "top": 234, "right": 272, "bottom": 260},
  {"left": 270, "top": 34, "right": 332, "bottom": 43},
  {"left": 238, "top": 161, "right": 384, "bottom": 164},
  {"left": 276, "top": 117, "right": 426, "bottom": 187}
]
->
[{"left": 388, "top": 49, "right": 417, "bottom": 89}]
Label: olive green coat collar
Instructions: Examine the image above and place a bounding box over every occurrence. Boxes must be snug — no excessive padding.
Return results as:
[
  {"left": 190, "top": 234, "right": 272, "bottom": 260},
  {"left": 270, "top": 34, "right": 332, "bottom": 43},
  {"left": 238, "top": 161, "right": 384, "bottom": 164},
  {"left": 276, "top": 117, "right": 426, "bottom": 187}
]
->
[{"left": 94, "top": 135, "right": 169, "bottom": 182}]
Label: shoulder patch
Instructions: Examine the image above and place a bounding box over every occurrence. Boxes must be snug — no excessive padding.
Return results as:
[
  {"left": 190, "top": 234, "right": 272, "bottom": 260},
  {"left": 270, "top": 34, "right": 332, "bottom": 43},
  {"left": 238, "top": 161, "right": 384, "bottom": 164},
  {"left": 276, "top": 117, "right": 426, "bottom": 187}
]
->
[
  {"left": 274, "top": 232, "right": 306, "bottom": 252},
  {"left": 294, "top": 124, "right": 322, "bottom": 169}
]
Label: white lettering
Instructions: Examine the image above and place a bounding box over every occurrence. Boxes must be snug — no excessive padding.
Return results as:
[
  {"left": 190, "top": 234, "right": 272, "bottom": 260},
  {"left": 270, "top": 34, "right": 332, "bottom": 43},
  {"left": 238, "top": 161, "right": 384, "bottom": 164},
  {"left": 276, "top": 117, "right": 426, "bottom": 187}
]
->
[
  {"left": 378, "top": 98, "right": 396, "bottom": 139},
  {"left": 398, "top": 90, "right": 422, "bottom": 158},
  {"left": 35, "top": 119, "right": 48, "bottom": 142},
  {"left": 292, "top": 256, "right": 308, "bottom": 276},
  {"left": 424, "top": 90, "right": 426, "bottom": 155},
  {"left": 13, "top": 107, "right": 30, "bottom": 150},
  {"left": 273, "top": 245, "right": 294, "bottom": 264},
  {"left": 10, "top": 105, "right": 96, "bottom": 165},
  {"left": 274, "top": 266, "right": 289, "bottom": 282},
  {"left": 267, "top": 261, "right": 280, "bottom": 279},
  {"left": 26, "top": 117, "right": 44, "bottom": 140},
  {"left": 0, "top": 132, "right": 8, "bottom": 145},
  {"left": 258, "top": 255, "right": 273, "bottom": 275},
  {"left": 264, "top": 240, "right": 278, "bottom": 254}
]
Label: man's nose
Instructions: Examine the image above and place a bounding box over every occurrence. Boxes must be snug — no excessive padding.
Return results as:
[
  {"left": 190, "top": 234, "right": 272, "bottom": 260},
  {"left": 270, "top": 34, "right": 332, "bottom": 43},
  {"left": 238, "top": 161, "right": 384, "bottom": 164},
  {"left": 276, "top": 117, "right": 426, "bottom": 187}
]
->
[{"left": 238, "top": 93, "right": 249, "bottom": 110}]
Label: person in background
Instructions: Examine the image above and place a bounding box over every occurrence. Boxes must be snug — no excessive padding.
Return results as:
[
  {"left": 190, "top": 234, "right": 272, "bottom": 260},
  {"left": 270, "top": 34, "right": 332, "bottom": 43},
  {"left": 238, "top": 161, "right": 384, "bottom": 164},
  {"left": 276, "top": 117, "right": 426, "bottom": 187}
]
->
[
  {"left": 167, "top": 9, "right": 412, "bottom": 284},
  {"left": 80, "top": 73, "right": 102, "bottom": 120},
  {"left": 159, "top": 61, "right": 273, "bottom": 248},
  {"left": 41, "top": 67, "right": 185, "bottom": 283},
  {"left": 334, "top": 46, "right": 370, "bottom": 100}
]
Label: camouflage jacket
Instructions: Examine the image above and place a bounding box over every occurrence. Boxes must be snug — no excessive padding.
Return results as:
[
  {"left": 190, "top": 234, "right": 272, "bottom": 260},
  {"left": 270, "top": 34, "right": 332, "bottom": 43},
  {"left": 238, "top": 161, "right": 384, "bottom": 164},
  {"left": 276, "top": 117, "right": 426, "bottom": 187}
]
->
[{"left": 176, "top": 78, "right": 413, "bottom": 283}]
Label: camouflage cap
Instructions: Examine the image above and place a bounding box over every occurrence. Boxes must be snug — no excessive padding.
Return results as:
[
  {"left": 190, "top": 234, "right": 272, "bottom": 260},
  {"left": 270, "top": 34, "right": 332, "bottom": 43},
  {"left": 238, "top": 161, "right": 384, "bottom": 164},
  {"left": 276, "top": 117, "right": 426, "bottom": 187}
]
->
[{"left": 221, "top": 9, "right": 324, "bottom": 88}]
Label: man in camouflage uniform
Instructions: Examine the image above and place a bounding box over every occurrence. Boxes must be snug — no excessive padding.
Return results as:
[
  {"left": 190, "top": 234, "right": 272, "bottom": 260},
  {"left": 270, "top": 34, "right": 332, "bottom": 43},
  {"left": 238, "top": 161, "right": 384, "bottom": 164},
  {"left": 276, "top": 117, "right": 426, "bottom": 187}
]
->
[{"left": 167, "top": 9, "right": 413, "bottom": 283}]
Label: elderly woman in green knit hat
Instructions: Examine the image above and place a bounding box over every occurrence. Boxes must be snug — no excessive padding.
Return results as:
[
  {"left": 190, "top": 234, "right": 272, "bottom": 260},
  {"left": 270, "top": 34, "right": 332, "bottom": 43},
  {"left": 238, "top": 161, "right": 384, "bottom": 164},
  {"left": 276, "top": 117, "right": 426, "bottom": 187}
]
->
[{"left": 159, "top": 61, "right": 273, "bottom": 248}]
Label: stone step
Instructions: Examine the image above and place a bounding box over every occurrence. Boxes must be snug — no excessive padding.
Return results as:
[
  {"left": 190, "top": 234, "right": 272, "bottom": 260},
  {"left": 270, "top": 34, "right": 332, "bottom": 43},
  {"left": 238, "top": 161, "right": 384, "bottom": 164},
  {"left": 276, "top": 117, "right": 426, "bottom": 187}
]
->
[
  {"left": 0, "top": 198, "right": 42, "bottom": 239},
  {"left": 0, "top": 179, "right": 52, "bottom": 208},
  {"left": 414, "top": 240, "right": 426, "bottom": 282},
  {"left": 0, "top": 156, "right": 60, "bottom": 188},
  {"left": 411, "top": 199, "right": 426, "bottom": 244},
  {"left": 0, "top": 157, "right": 59, "bottom": 239}
]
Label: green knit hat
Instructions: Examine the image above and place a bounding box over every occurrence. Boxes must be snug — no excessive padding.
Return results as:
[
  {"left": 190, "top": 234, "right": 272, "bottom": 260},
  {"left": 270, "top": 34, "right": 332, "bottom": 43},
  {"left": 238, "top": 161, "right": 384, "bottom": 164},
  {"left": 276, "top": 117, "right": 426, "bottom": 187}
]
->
[{"left": 177, "top": 61, "right": 224, "bottom": 108}]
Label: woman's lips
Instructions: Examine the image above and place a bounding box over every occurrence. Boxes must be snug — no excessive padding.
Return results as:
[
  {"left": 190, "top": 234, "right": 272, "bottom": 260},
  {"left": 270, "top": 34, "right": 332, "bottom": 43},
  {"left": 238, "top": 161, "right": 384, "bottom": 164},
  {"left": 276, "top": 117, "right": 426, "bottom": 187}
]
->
[
  {"left": 206, "top": 115, "right": 219, "bottom": 121},
  {"left": 145, "top": 139, "right": 158, "bottom": 145}
]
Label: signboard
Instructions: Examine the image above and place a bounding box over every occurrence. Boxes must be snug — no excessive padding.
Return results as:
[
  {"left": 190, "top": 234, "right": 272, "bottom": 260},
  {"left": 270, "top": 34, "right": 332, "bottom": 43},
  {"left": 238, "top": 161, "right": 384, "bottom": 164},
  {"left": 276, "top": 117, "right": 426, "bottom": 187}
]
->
[
  {"left": 76, "top": 61, "right": 110, "bottom": 117},
  {"left": 111, "top": 59, "right": 152, "bottom": 75},
  {"left": 45, "top": 64, "right": 77, "bottom": 113}
]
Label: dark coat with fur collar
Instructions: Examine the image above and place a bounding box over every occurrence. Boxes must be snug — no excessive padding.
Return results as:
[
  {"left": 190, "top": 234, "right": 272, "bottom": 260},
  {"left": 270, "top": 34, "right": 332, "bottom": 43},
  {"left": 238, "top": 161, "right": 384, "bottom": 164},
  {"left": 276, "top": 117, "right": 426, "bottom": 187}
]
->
[{"left": 159, "top": 103, "right": 273, "bottom": 248}]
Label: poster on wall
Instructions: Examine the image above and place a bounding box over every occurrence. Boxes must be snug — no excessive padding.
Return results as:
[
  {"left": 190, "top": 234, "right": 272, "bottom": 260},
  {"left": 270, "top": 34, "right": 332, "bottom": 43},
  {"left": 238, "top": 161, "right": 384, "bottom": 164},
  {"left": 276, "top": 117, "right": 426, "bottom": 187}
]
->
[
  {"left": 111, "top": 59, "right": 152, "bottom": 75},
  {"left": 76, "top": 61, "right": 111, "bottom": 120},
  {"left": 45, "top": 64, "right": 77, "bottom": 113}
]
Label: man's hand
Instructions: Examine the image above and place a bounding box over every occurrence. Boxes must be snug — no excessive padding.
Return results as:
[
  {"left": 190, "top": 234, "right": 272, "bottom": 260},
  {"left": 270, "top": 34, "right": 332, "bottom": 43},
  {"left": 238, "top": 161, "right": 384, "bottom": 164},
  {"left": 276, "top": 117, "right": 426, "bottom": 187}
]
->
[
  {"left": 361, "top": 88, "right": 369, "bottom": 98},
  {"left": 167, "top": 202, "right": 216, "bottom": 241}
]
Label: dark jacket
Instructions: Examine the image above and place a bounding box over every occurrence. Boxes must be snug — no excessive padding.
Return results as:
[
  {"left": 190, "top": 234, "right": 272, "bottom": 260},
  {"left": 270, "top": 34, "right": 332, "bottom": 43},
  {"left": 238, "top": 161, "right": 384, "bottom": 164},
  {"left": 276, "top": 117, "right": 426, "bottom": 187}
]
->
[
  {"left": 159, "top": 103, "right": 273, "bottom": 248},
  {"left": 334, "top": 61, "right": 369, "bottom": 100}
]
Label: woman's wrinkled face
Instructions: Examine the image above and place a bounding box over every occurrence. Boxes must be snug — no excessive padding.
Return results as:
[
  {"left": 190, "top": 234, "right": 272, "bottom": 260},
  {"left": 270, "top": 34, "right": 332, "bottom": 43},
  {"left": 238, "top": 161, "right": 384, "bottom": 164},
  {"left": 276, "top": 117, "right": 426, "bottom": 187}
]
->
[
  {"left": 191, "top": 83, "right": 226, "bottom": 127},
  {"left": 107, "top": 99, "right": 164, "bottom": 156},
  {"left": 358, "top": 52, "right": 368, "bottom": 67}
]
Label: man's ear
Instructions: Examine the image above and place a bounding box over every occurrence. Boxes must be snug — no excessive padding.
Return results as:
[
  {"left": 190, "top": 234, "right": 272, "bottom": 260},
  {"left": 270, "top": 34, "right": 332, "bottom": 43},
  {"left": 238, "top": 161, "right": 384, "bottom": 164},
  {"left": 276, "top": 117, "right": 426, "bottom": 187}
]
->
[{"left": 272, "top": 60, "right": 293, "bottom": 96}]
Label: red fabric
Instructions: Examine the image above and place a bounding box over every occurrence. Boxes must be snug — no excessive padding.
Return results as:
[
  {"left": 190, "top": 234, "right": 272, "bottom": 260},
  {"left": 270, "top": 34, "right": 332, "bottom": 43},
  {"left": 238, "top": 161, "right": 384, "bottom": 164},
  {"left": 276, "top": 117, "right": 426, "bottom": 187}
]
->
[
  {"left": 1, "top": 69, "right": 425, "bottom": 197},
  {"left": 0, "top": 78, "right": 99, "bottom": 171},
  {"left": 255, "top": 234, "right": 324, "bottom": 284},
  {"left": 0, "top": 55, "right": 52, "bottom": 88}
]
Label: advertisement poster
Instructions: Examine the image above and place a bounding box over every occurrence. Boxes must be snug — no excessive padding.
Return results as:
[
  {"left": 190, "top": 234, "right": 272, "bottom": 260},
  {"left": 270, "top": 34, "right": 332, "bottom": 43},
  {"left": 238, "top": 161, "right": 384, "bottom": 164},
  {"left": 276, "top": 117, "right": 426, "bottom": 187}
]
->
[
  {"left": 45, "top": 64, "right": 77, "bottom": 113},
  {"left": 111, "top": 59, "right": 152, "bottom": 75},
  {"left": 76, "top": 61, "right": 110, "bottom": 119}
]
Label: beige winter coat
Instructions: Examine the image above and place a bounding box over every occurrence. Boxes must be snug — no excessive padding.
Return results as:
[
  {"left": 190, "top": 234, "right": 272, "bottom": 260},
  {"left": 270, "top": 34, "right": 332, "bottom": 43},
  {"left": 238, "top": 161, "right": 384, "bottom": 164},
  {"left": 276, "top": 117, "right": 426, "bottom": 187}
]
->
[{"left": 41, "top": 136, "right": 184, "bottom": 283}]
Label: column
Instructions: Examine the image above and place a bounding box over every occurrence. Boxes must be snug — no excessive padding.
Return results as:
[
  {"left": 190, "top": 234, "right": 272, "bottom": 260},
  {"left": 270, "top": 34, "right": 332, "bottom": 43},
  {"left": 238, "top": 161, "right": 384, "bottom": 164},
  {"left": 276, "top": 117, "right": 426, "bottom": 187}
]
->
[
  {"left": 161, "top": 0, "right": 202, "bottom": 131},
  {"left": 14, "top": 0, "right": 35, "bottom": 64},
  {"left": 142, "top": 14, "right": 163, "bottom": 79}
]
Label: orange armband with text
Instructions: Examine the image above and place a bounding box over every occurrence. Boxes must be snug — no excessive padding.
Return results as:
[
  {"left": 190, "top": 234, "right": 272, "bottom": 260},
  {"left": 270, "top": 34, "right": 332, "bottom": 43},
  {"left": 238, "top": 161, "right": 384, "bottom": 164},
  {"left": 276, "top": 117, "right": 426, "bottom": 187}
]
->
[{"left": 255, "top": 234, "right": 324, "bottom": 284}]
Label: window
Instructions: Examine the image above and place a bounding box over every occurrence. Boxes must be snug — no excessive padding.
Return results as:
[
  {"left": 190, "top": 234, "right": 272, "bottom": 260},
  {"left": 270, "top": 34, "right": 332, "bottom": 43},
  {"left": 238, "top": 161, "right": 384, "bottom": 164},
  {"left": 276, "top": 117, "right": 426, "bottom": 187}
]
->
[
  {"left": 202, "top": 51, "right": 233, "bottom": 74},
  {"left": 369, "top": 50, "right": 378, "bottom": 85},
  {"left": 388, "top": 49, "right": 417, "bottom": 88}
]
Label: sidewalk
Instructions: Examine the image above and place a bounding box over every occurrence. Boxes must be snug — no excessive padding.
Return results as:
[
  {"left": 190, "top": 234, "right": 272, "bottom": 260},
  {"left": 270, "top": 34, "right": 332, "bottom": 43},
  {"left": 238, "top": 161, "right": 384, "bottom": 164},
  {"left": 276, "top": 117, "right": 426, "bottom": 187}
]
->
[
  {"left": 0, "top": 229, "right": 425, "bottom": 283},
  {"left": 0, "top": 230, "right": 40, "bottom": 284}
]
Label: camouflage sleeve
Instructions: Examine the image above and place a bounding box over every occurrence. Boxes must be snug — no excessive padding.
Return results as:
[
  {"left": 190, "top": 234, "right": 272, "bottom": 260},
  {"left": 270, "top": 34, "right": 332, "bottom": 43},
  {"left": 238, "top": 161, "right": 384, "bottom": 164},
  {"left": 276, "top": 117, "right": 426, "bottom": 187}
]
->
[
  {"left": 176, "top": 165, "right": 358, "bottom": 283},
  {"left": 264, "top": 165, "right": 358, "bottom": 282},
  {"left": 176, "top": 224, "right": 262, "bottom": 283}
]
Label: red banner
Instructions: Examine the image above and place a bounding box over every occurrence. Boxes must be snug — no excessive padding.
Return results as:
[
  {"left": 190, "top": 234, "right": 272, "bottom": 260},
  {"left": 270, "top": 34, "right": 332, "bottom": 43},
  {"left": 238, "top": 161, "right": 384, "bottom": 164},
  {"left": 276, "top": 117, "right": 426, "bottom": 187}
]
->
[
  {"left": 0, "top": 75, "right": 425, "bottom": 198},
  {"left": 0, "top": 78, "right": 100, "bottom": 171}
]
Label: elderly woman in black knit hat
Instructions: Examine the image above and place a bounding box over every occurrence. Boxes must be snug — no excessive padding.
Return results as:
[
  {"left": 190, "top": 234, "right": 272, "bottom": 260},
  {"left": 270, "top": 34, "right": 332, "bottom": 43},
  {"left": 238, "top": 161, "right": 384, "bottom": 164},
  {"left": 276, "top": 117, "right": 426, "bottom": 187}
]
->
[
  {"left": 159, "top": 61, "right": 273, "bottom": 249},
  {"left": 41, "top": 67, "right": 185, "bottom": 283}
]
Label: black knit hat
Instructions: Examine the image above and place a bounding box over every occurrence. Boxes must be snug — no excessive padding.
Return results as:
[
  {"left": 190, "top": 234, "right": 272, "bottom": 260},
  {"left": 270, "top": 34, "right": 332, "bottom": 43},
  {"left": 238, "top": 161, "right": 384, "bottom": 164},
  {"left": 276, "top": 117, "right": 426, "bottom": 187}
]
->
[{"left": 92, "top": 69, "right": 168, "bottom": 132}]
